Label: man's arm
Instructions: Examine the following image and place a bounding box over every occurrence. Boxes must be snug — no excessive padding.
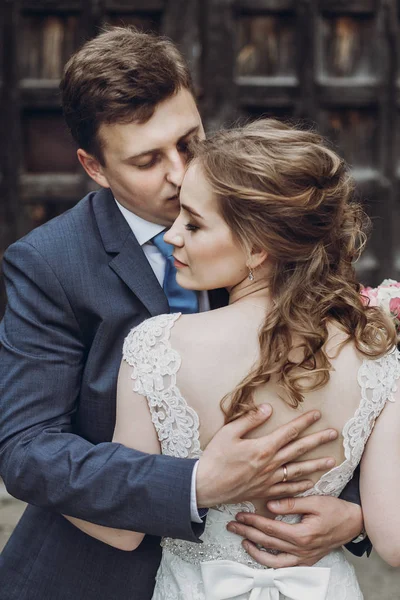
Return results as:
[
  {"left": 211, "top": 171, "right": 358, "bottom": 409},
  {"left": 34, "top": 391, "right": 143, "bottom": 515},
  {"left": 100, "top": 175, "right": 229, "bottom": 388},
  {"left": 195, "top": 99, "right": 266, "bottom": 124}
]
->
[{"left": 0, "top": 241, "right": 200, "bottom": 541}]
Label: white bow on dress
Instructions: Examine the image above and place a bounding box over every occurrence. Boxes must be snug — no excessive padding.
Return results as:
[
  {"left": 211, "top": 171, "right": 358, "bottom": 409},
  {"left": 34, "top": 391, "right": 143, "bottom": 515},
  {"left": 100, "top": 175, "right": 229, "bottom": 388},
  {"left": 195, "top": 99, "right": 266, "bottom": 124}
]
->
[{"left": 201, "top": 560, "right": 331, "bottom": 600}]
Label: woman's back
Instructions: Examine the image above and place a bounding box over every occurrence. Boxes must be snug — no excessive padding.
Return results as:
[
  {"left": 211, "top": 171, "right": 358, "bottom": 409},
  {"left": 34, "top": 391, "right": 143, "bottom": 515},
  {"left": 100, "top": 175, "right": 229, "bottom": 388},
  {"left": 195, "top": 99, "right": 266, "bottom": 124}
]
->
[
  {"left": 170, "top": 305, "right": 371, "bottom": 516},
  {"left": 123, "top": 305, "right": 398, "bottom": 513}
]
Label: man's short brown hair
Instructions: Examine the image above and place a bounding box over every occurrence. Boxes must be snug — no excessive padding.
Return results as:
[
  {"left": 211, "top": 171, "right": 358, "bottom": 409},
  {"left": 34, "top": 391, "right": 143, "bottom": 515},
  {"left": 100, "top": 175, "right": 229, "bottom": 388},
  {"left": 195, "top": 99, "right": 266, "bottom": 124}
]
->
[{"left": 60, "top": 27, "right": 195, "bottom": 163}]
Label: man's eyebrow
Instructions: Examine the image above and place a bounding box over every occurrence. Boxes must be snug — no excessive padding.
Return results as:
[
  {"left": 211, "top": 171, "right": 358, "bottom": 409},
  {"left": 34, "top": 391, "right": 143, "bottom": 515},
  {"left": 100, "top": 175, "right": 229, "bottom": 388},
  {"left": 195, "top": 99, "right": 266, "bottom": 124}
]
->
[
  {"left": 126, "top": 126, "right": 200, "bottom": 161},
  {"left": 181, "top": 203, "right": 204, "bottom": 219}
]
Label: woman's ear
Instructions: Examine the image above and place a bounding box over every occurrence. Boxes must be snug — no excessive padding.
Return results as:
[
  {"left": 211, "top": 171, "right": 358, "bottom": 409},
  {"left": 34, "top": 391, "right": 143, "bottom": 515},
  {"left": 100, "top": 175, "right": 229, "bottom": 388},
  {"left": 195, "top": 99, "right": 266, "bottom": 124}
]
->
[
  {"left": 248, "top": 247, "right": 268, "bottom": 270},
  {"left": 77, "top": 149, "right": 110, "bottom": 189}
]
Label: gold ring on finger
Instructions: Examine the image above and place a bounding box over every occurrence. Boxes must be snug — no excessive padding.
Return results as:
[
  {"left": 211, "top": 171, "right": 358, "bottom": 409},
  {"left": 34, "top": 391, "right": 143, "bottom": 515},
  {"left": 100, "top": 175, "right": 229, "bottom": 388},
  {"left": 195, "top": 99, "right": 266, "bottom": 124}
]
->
[{"left": 281, "top": 464, "right": 288, "bottom": 483}]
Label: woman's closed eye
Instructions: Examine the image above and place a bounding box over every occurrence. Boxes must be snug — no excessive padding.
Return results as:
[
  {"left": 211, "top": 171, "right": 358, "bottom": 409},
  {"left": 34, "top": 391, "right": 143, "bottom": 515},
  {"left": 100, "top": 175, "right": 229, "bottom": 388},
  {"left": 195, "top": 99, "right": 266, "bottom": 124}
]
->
[{"left": 185, "top": 222, "right": 199, "bottom": 232}]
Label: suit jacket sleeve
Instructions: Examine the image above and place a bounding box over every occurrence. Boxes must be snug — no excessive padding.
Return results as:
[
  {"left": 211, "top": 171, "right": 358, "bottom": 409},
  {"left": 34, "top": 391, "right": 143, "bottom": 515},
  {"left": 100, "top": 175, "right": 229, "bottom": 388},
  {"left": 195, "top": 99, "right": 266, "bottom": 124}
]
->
[
  {"left": 0, "top": 240, "right": 204, "bottom": 542},
  {"left": 340, "top": 466, "right": 372, "bottom": 557}
]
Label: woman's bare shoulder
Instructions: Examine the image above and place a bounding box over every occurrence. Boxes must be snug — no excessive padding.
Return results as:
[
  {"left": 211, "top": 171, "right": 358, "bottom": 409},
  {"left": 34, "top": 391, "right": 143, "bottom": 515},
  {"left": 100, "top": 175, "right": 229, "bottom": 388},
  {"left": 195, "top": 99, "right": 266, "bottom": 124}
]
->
[
  {"left": 171, "top": 306, "right": 237, "bottom": 338},
  {"left": 325, "top": 322, "right": 363, "bottom": 362},
  {"left": 170, "top": 306, "right": 258, "bottom": 359}
]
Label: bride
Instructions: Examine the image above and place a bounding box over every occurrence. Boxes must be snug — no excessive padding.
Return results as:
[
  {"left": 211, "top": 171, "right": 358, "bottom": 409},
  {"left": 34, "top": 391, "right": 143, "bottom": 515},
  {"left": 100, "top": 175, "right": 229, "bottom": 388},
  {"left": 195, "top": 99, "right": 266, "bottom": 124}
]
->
[{"left": 66, "top": 119, "right": 400, "bottom": 599}]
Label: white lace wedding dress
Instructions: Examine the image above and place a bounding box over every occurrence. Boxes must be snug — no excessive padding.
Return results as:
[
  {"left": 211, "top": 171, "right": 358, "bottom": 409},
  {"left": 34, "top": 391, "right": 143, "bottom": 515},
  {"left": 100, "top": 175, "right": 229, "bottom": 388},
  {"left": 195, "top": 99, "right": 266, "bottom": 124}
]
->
[{"left": 123, "top": 313, "right": 400, "bottom": 600}]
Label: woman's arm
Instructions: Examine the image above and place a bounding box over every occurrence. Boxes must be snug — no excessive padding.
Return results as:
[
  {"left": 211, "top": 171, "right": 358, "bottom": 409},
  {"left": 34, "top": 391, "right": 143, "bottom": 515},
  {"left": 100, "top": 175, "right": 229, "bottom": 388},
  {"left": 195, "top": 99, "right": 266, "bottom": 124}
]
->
[
  {"left": 64, "top": 359, "right": 161, "bottom": 551},
  {"left": 360, "top": 384, "right": 400, "bottom": 567}
]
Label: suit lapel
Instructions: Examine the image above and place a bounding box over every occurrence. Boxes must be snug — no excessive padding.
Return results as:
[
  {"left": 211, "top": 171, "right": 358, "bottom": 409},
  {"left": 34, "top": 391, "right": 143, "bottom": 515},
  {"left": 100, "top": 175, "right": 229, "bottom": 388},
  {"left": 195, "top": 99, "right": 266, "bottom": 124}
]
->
[
  {"left": 92, "top": 188, "right": 170, "bottom": 317},
  {"left": 92, "top": 188, "right": 228, "bottom": 315}
]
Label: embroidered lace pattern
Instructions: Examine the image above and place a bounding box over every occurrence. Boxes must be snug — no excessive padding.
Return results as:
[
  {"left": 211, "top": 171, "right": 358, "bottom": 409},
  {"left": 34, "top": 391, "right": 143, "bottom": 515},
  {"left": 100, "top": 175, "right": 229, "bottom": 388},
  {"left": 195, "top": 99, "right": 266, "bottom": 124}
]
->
[
  {"left": 123, "top": 315, "right": 400, "bottom": 600},
  {"left": 123, "top": 313, "right": 201, "bottom": 459},
  {"left": 291, "top": 349, "right": 400, "bottom": 501}
]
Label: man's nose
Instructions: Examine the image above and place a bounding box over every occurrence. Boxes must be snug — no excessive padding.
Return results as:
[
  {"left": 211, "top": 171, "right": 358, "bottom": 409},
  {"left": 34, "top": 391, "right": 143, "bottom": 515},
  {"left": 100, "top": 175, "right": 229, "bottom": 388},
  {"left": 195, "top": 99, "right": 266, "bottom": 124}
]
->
[{"left": 166, "top": 151, "right": 186, "bottom": 188}]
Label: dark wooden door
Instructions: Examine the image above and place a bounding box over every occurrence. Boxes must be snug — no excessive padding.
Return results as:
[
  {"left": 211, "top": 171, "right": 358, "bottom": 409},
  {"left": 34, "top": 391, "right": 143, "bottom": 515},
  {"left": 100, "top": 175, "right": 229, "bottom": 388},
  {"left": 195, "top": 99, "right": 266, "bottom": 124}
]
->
[
  {"left": 1, "top": 0, "right": 399, "bottom": 315},
  {"left": 202, "top": 0, "right": 400, "bottom": 289}
]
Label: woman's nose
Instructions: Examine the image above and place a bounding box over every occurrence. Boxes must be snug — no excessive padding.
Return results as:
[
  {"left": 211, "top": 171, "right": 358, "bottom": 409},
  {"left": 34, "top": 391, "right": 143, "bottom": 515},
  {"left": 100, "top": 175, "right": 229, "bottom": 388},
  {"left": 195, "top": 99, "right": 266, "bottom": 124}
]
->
[{"left": 164, "top": 225, "right": 184, "bottom": 247}]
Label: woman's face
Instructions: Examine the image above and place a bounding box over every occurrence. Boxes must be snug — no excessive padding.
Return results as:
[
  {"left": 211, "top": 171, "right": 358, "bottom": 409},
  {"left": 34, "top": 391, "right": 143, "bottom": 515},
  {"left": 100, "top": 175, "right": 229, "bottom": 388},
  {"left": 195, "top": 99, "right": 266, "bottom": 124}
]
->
[{"left": 164, "top": 162, "right": 249, "bottom": 291}]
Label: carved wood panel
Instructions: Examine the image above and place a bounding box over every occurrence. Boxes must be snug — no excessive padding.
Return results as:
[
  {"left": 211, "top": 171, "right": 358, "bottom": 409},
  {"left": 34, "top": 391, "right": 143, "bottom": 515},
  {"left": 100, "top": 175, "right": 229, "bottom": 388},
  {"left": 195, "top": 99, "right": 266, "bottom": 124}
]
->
[{"left": 203, "top": 0, "right": 399, "bottom": 286}]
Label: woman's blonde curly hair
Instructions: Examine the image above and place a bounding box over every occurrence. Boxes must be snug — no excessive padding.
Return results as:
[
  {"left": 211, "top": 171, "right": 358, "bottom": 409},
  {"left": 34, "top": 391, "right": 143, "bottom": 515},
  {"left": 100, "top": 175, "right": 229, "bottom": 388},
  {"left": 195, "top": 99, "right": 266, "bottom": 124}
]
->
[{"left": 193, "top": 119, "right": 396, "bottom": 422}]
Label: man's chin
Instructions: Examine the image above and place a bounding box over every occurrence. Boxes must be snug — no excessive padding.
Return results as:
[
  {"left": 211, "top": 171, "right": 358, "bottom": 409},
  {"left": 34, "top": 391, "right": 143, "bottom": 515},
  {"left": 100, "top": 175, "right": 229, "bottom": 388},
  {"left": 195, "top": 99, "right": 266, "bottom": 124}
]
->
[{"left": 162, "top": 208, "right": 180, "bottom": 226}]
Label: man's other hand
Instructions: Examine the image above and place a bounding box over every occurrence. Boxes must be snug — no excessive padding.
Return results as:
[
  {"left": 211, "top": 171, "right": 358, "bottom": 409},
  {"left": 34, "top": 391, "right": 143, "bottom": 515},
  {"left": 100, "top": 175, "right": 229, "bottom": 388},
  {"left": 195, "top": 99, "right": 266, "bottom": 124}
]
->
[{"left": 227, "top": 496, "right": 363, "bottom": 567}]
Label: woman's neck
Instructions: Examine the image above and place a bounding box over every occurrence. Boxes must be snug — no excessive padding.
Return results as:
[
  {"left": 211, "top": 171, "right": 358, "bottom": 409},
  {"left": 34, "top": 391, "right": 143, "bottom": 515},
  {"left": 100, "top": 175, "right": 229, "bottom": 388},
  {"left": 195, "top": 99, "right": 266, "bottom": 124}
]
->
[{"left": 228, "top": 277, "right": 272, "bottom": 309}]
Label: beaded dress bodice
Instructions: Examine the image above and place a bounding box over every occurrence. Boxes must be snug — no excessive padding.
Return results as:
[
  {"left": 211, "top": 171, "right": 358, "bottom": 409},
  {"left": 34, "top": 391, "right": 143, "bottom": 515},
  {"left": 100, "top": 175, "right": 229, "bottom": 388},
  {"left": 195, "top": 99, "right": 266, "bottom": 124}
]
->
[{"left": 122, "top": 313, "right": 400, "bottom": 600}]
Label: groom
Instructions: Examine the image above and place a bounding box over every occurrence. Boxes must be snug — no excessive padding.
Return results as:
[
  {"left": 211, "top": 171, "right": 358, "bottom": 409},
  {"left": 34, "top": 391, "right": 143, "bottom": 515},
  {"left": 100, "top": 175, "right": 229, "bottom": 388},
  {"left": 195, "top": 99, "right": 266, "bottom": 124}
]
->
[{"left": 0, "top": 27, "right": 366, "bottom": 599}]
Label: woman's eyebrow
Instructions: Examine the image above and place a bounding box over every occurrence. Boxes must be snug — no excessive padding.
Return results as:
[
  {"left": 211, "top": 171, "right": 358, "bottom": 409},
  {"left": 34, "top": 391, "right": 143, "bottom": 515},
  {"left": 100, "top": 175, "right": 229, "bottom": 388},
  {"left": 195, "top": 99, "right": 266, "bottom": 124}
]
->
[{"left": 181, "top": 204, "right": 204, "bottom": 219}]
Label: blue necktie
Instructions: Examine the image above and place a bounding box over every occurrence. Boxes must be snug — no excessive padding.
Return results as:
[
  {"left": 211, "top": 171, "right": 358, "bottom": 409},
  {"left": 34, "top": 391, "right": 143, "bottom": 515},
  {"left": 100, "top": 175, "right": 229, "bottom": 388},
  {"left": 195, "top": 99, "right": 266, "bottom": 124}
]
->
[{"left": 153, "top": 231, "right": 199, "bottom": 314}]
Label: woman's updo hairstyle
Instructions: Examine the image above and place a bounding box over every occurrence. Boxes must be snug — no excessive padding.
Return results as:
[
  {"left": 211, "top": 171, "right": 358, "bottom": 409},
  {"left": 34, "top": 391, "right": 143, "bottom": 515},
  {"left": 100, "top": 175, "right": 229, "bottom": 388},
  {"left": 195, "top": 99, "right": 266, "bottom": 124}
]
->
[{"left": 193, "top": 119, "right": 396, "bottom": 422}]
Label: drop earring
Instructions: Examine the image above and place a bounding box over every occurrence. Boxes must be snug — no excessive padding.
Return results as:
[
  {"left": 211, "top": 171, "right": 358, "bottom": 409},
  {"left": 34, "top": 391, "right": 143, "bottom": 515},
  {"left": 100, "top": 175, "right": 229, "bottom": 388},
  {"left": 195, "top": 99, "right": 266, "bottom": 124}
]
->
[{"left": 248, "top": 268, "right": 254, "bottom": 281}]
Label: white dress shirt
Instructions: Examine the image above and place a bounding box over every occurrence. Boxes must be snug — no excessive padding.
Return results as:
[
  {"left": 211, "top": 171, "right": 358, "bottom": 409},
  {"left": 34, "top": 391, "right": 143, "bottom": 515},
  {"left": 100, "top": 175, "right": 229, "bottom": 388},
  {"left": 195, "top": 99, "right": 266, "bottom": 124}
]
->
[{"left": 115, "top": 199, "right": 205, "bottom": 523}]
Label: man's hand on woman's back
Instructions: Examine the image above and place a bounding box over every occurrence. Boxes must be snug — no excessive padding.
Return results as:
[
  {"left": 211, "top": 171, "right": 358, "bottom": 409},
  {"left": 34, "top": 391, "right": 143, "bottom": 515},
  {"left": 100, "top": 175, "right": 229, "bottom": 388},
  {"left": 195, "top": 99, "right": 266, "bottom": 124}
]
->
[{"left": 196, "top": 405, "right": 338, "bottom": 508}]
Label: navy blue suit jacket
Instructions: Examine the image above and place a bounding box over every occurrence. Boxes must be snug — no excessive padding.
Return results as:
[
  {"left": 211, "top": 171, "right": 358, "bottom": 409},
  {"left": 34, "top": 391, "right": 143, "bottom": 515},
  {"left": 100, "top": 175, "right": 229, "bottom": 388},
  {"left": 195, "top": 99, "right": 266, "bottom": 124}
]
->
[{"left": 0, "top": 188, "right": 228, "bottom": 600}]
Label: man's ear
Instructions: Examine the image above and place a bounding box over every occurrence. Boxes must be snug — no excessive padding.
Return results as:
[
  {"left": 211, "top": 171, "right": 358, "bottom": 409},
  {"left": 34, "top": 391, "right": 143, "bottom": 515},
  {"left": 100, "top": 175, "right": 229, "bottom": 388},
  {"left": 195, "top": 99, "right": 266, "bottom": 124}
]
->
[{"left": 77, "top": 149, "right": 110, "bottom": 189}]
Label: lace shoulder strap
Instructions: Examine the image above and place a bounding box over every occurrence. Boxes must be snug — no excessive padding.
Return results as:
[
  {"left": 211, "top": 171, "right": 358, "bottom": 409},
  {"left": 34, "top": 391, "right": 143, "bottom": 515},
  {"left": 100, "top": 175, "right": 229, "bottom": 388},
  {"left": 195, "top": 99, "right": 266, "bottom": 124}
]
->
[
  {"left": 299, "top": 348, "right": 400, "bottom": 498},
  {"left": 344, "top": 348, "right": 400, "bottom": 466},
  {"left": 122, "top": 313, "right": 201, "bottom": 459}
]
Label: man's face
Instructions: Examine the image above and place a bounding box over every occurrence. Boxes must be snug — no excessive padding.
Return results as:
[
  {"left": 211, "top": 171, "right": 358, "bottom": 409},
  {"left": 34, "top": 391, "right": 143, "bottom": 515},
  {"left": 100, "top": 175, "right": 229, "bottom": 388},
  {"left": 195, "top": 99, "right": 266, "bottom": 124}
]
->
[{"left": 86, "top": 88, "right": 204, "bottom": 227}]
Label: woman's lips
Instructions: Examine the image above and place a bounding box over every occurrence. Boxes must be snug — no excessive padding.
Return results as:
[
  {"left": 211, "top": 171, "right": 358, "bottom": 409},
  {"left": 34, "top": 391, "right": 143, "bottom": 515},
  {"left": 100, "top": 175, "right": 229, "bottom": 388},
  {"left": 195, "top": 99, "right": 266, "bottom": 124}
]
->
[{"left": 173, "top": 256, "right": 187, "bottom": 268}]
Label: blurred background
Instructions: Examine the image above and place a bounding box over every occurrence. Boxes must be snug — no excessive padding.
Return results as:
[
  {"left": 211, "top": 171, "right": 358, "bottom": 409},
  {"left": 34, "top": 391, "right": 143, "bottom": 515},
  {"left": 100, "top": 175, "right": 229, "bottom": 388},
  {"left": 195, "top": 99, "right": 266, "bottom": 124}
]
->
[{"left": 1, "top": 0, "right": 400, "bottom": 597}]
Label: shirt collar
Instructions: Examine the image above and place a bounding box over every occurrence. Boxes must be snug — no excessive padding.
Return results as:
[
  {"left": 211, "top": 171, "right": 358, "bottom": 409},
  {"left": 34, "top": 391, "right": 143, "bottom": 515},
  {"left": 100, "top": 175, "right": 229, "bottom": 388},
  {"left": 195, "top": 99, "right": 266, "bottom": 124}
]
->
[{"left": 114, "top": 198, "right": 165, "bottom": 246}]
